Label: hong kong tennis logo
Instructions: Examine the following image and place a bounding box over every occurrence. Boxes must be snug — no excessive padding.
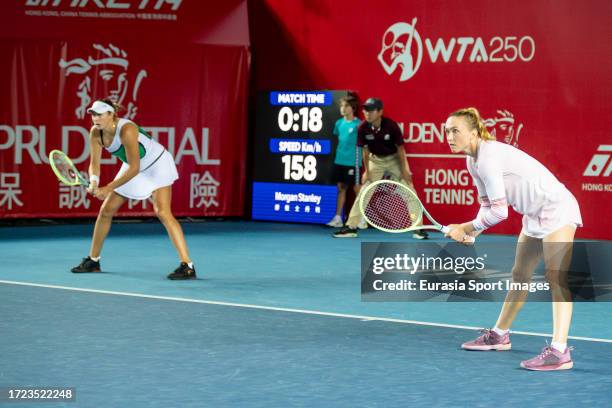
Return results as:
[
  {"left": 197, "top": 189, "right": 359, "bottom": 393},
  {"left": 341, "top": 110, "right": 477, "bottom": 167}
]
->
[
  {"left": 581, "top": 145, "right": 611, "bottom": 193},
  {"left": 379, "top": 18, "right": 536, "bottom": 82},
  {"left": 58, "top": 43, "right": 148, "bottom": 120},
  {"left": 583, "top": 145, "right": 612, "bottom": 177}
]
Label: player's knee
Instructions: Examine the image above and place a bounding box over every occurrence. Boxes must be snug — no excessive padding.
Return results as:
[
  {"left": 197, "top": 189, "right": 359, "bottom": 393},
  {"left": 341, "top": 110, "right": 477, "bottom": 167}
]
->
[
  {"left": 545, "top": 268, "right": 566, "bottom": 285},
  {"left": 155, "top": 207, "right": 173, "bottom": 223},
  {"left": 99, "top": 203, "right": 119, "bottom": 219},
  {"left": 512, "top": 266, "right": 532, "bottom": 283}
]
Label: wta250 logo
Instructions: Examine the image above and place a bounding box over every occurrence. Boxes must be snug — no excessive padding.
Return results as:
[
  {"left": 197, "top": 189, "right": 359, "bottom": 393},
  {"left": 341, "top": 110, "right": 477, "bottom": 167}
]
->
[{"left": 379, "top": 18, "right": 536, "bottom": 82}]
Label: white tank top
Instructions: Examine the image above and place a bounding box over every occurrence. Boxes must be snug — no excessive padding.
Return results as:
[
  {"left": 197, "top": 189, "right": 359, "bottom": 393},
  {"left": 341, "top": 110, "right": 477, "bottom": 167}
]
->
[{"left": 103, "top": 118, "right": 165, "bottom": 170}]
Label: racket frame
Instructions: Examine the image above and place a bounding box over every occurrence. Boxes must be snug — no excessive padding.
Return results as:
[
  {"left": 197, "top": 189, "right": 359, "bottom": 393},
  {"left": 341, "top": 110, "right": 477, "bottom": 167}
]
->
[
  {"left": 48, "top": 149, "right": 89, "bottom": 187},
  {"left": 359, "top": 179, "right": 449, "bottom": 234}
]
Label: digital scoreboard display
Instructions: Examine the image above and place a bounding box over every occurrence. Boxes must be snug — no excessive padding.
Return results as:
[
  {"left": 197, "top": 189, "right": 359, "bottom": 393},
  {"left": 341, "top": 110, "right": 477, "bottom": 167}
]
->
[{"left": 252, "top": 90, "right": 349, "bottom": 223}]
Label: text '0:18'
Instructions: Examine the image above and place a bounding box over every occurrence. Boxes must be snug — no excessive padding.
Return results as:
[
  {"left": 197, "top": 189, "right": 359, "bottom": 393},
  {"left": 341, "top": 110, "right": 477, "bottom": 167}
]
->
[{"left": 278, "top": 107, "right": 323, "bottom": 132}]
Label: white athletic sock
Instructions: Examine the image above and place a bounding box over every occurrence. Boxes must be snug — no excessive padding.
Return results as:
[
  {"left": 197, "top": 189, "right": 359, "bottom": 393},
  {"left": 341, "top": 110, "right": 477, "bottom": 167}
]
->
[
  {"left": 551, "top": 341, "right": 567, "bottom": 353},
  {"left": 492, "top": 326, "right": 509, "bottom": 336},
  {"left": 187, "top": 262, "right": 194, "bottom": 269},
  {"left": 89, "top": 256, "right": 100, "bottom": 262}
]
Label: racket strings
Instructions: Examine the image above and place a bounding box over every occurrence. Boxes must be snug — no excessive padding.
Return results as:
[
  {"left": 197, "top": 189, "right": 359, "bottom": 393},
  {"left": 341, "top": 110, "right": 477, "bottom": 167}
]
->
[
  {"left": 51, "top": 152, "right": 78, "bottom": 182},
  {"left": 362, "top": 183, "right": 422, "bottom": 231}
]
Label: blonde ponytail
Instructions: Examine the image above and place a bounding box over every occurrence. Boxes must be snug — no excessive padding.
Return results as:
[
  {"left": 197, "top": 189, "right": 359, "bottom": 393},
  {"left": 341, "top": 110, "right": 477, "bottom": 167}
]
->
[{"left": 449, "top": 107, "right": 495, "bottom": 141}]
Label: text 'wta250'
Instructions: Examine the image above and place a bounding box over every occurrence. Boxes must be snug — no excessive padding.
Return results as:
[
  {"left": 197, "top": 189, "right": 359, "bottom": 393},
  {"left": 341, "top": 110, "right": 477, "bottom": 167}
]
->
[{"left": 276, "top": 106, "right": 323, "bottom": 182}]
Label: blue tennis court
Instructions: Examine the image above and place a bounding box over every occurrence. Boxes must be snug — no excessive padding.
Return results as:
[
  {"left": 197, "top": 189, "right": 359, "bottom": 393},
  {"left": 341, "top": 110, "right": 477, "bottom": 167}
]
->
[{"left": 1, "top": 221, "right": 610, "bottom": 407}]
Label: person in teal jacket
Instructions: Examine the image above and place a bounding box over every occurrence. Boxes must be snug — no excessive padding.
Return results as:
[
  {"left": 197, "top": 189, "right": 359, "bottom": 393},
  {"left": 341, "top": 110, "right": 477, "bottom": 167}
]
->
[{"left": 326, "top": 95, "right": 365, "bottom": 228}]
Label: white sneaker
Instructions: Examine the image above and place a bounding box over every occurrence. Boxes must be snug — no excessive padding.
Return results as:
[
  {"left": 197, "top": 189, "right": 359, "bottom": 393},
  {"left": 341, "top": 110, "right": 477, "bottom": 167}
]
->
[
  {"left": 357, "top": 218, "right": 368, "bottom": 229},
  {"left": 326, "top": 215, "right": 344, "bottom": 228}
]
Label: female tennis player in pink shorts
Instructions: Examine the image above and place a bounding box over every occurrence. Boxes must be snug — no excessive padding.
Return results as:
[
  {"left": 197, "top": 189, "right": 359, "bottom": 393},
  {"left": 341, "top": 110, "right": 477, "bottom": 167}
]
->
[{"left": 444, "top": 107, "right": 582, "bottom": 371}]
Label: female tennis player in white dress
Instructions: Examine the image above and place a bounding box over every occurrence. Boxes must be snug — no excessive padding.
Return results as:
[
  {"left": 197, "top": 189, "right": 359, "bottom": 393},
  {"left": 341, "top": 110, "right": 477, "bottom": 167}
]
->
[
  {"left": 444, "top": 108, "right": 582, "bottom": 371},
  {"left": 70, "top": 99, "right": 196, "bottom": 280}
]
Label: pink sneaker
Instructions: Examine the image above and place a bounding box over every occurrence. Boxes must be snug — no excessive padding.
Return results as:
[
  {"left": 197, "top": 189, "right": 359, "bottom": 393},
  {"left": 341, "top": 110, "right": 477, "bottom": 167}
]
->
[
  {"left": 461, "top": 329, "right": 511, "bottom": 351},
  {"left": 520, "top": 345, "right": 573, "bottom": 371}
]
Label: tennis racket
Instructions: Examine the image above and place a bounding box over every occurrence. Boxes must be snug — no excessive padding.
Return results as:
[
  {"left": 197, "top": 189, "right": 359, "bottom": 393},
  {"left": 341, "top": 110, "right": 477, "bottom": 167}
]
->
[
  {"left": 359, "top": 179, "right": 475, "bottom": 242},
  {"left": 49, "top": 149, "right": 89, "bottom": 187}
]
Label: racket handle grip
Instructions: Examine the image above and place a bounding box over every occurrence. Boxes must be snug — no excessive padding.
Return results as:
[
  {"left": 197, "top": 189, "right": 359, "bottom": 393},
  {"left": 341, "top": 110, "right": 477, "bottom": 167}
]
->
[{"left": 441, "top": 226, "right": 476, "bottom": 243}]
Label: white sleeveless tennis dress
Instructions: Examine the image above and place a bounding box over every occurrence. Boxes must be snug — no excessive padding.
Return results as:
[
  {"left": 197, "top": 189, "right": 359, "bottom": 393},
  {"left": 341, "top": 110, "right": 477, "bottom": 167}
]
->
[
  {"left": 467, "top": 141, "right": 582, "bottom": 238},
  {"left": 103, "top": 118, "right": 178, "bottom": 200}
]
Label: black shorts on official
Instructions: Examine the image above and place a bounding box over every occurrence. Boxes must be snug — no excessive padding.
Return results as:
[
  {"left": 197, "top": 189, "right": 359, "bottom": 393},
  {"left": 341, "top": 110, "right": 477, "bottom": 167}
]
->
[{"left": 333, "top": 164, "right": 360, "bottom": 185}]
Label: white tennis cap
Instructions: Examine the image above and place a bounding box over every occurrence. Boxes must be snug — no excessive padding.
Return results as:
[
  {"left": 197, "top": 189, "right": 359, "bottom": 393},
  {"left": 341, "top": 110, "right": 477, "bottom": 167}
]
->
[{"left": 87, "top": 100, "right": 115, "bottom": 114}]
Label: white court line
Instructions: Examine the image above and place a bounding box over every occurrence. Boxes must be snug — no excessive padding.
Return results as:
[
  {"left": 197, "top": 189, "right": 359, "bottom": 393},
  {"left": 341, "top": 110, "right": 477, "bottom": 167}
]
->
[{"left": 1, "top": 279, "right": 611, "bottom": 344}]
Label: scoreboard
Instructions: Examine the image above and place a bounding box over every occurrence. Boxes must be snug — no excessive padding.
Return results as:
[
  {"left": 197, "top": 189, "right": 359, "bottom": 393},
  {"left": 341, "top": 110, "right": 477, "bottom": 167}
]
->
[{"left": 252, "top": 90, "right": 349, "bottom": 223}]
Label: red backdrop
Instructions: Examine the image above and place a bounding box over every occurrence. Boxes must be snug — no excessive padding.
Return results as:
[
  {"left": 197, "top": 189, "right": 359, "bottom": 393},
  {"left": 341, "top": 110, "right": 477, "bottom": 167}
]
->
[
  {"left": 249, "top": 0, "right": 612, "bottom": 239},
  {"left": 0, "top": 0, "right": 250, "bottom": 218}
]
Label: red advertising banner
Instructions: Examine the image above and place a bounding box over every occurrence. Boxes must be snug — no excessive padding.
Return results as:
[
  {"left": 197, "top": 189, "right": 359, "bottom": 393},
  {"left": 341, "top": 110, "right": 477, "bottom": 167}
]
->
[
  {"left": 250, "top": 0, "right": 612, "bottom": 239},
  {"left": 0, "top": 1, "right": 250, "bottom": 46},
  {"left": 0, "top": 1, "right": 250, "bottom": 218}
]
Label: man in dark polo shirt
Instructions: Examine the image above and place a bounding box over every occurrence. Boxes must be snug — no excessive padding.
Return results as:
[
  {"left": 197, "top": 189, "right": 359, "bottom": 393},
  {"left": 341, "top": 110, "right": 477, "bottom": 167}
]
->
[{"left": 333, "top": 97, "right": 428, "bottom": 239}]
